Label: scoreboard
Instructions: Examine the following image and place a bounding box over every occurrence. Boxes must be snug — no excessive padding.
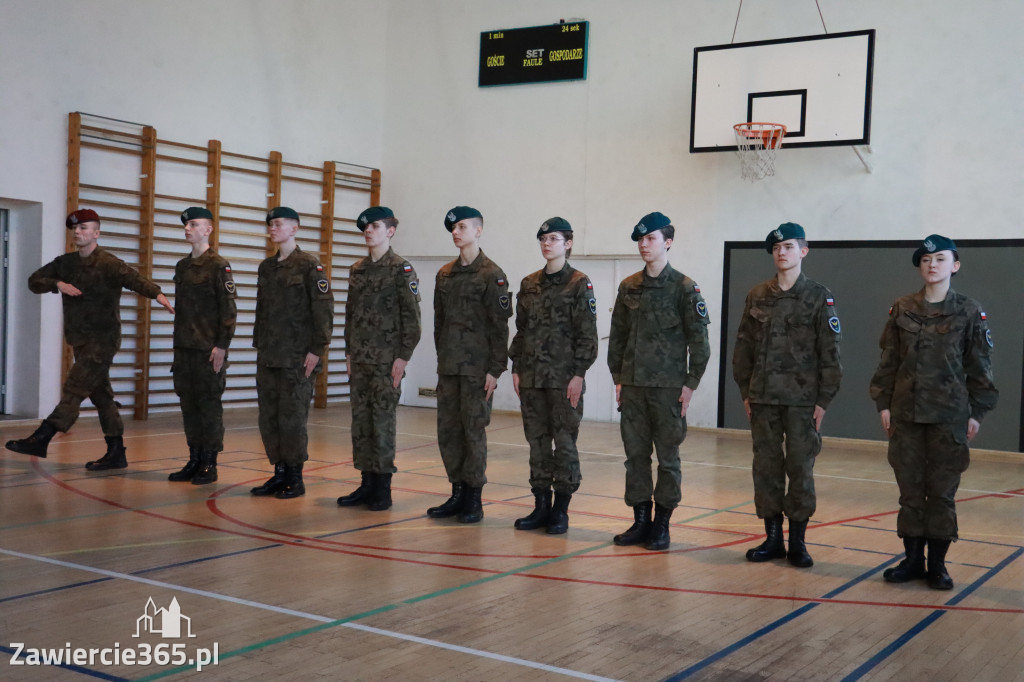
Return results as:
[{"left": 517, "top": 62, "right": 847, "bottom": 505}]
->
[{"left": 479, "top": 21, "right": 589, "bottom": 87}]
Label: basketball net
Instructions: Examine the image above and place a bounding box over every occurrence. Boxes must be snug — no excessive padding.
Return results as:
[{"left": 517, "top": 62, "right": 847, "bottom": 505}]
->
[{"left": 733, "top": 122, "right": 786, "bottom": 181}]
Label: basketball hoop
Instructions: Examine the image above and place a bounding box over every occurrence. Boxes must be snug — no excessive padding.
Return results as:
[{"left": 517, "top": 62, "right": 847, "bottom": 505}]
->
[{"left": 733, "top": 122, "right": 787, "bottom": 181}]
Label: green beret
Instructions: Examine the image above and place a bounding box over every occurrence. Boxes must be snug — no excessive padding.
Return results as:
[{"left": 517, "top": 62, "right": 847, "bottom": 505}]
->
[
  {"left": 181, "top": 207, "right": 213, "bottom": 224},
  {"left": 765, "top": 222, "right": 806, "bottom": 253},
  {"left": 631, "top": 212, "right": 671, "bottom": 241},
  {"left": 266, "top": 206, "right": 300, "bottom": 225},
  {"left": 912, "top": 234, "right": 958, "bottom": 266},
  {"left": 356, "top": 206, "right": 395, "bottom": 231},
  {"left": 66, "top": 209, "right": 100, "bottom": 229},
  {"left": 444, "top": 206, "right": 482, "bottom": 232},
  {"left": 537, "top": 216, "right": 572, "bottom": 238}
]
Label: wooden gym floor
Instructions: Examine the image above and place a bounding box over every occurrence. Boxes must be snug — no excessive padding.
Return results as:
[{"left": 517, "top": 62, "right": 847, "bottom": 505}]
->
[{"left": 1, "top": 405, "right": 1022, "bottom": 681}]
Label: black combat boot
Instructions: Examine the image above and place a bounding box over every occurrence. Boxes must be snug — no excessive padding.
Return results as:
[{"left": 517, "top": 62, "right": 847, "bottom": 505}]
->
[
  {"left": 883, "top": 537, "right": 927, "bottom": 583},
  {"left": 787, "top": 519, "right": 814, "bottom": 568},
  {"left": 645, "top": 505, "right": 673, "bottom": 551},
  {"left": 191, "top": 450, "right": 218, "bottom": 485},
  {"left": 5, "top": 420, "right": 58, "bottom": 458},
  {"left": 275, "top": 463, "right": 305, "bottom": 499},
  {"left": 926, "top": 538, "right": 954, "bottom": 590},
  {"left": 514, "top": 488, "right": 552, "bottom": 530},
  {"left": 546, "top": 492, "right": 572, "bottom": 535},
  {"left": 337, "top": 472, "right": 375, "bottom": 507},
  {"left": 86, "top": 436, "right": 127, "bottom": 471},
  {"left": 746, "top": 515, "right": 786, "bottom": 562},
  {"left": 613, "top": 501, "right": 653, "bottom": 546},
  {"left": 458, "top": 486, "right": 484, "bottom": 523},
  {"left": 251, "top": 463, "right": 287, "bottom": 496},
  {"left": 367, "top": 473, "right": 393, "bottom": 511},
  {"left": 426, "top": 484, "right": 465, "bottom": 518},
  {"left": 168, "top": 447, "right": 201, "bottom": 481}
]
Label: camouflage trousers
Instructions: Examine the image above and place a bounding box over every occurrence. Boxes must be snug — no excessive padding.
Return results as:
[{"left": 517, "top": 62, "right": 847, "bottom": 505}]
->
[
  {"left": 518, "top": 386, "right": 583, "bottom": 494},
  {"left": 888, "top": 420, "right": 970, "bottom": 540},
  {"left": 619, "top": 385, "right": 686, "bottom": 509},
  {"left": 256, "top": 364, "right": 317, "bottom": 467},
  {"left": 350, "top": 362, "right": 401, "bottom": 474},
  {"left": 47, "top": 343, "right": 123, "bottom": 437},
  {"left": 436, "top": 374, "right": 492, "bottom": 488},
  {"left": 749, "top": 403, "right": 821, "bottom": 522},
  {"left": 173, "top": 348, "right": 227, "bottom": 453}
]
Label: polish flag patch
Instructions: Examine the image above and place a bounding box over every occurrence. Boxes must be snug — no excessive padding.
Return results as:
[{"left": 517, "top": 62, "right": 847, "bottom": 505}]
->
[
  {"left": 826, "top": 297, "right": 834, "bottom": 306},
  {"left": 980, "top": 311, "right": 987, "bottom": 320}
]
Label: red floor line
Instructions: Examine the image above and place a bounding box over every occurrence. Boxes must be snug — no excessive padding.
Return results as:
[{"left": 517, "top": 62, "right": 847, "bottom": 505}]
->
[
  {"left": 515, "top": 572, "right": 1024, "bottom": 614},
  {"left": 207, "top": 478, "right": 760, "bottom": 558},
  {"left": 26, "top": 459, "right": 1024, "bottom": 615}
]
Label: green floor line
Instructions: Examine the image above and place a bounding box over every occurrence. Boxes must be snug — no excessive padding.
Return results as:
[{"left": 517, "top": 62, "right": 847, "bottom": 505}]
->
[{"left": 133, "top": 540, "right": 613, "bottom": 681}]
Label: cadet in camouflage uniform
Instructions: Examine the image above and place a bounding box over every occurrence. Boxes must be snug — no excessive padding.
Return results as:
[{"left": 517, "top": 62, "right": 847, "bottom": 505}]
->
[
  {"left": 870, "top": 234, "right": 997, "bottom": 590},
  {"left": 167, "top": 207, "right": 236, "bottom": 485},
  {"left": 250, "top": 207, "right": 334, "bottom": 499},
  {"left": 508, "top": 217, "right": 598, "bottom": 534},
  {"left": 607, "top": 212, "right": 710, "bottom": 551},
  {"left": 732, "top": 222, "right": 842, "bottom": 568},
  {"left": 427, "top": 206, "right": 512, "bottom": 524},
  {"left": 5, "top": 209, "right": 174, "bottom": 469},
  {"left": 337, "top": 206, "right": 421, "bottom": 511}
]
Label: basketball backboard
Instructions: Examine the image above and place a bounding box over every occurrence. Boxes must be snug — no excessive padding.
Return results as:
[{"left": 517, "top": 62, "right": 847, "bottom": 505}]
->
[{"left": 690, "top": 30, "right": 875, "bottom": 152}]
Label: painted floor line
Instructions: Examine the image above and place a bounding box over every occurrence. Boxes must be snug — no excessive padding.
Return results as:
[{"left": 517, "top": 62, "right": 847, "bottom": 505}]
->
[
  {"left": 661, "top": 556, "right": 900, "bottom": 681},
  {"left": 1, "top": 545, "right": 620, "bottom": 682},
  {"left": 0, "top": 644, "right": 127, "bottom": 681},
  {"left": 840, "top": 546, "right": 1024, "bottom": 682}
]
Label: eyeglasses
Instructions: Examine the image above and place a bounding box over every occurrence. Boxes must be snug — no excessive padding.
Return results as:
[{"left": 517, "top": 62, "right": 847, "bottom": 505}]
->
[{"left": 538, "top": 235, "right": 565, "bottom": 244}]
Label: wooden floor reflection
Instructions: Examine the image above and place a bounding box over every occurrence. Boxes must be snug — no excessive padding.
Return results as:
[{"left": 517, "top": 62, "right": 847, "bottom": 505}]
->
[{"left": 1, "top": 405, "right": 1022, "bottom": 681}]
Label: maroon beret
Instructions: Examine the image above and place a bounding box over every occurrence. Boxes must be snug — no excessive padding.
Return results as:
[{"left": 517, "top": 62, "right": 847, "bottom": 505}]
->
[{"left": 66, "top": 209, "right": 100, "bottom": 229}]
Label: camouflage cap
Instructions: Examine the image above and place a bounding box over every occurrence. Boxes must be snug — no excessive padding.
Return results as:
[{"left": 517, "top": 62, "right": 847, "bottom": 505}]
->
[
  {"left": 181, "top": 207, "right": 214, "bottom": 224},
  {"left": 912, "top": 234, "right": 958, "bottom": 266},
  {"left": 266, "top": 206, "right": 300, "bottom": 225},
  {"left": 537, "top": 216, "right": 572, "bottom": 239},
  {"left": 355, "top": 205, "right": 395, "bottom": 231},
  {"left": 631, "top": 212, "right": 671, "bottom": 241},
  {"left": 444, "top": 206, "right": 482, "bottom": 232},
  {"left": 65, "top": 209, "right": 100, "bottom": 229},
  {"left": 765, "top": 222, "right": 806, "bottom": 253}
]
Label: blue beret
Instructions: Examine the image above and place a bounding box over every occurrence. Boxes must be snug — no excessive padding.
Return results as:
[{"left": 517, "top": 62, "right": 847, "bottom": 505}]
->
[
  {"left": 181, "top": 207, "right": 213, "bottom": 224},
  {"left": 765, "top": 222, "right": 806, "bottom": 253},
  {"left": 631, "top": 212, "right": 672, "bottom": 241},
  {"left": 537, "top": 216, "right": 572, "bottom": 238},
  {"left": 912, "top": 234, "right": 958, "bottom": 266},
  {"left": 444, "top": 206, "right": 482, "bottom": 232},
  {"left": 356, "top": 206, "right": 395, "bottom": 231},
  {"left": 266, "top": 206, "right": 300, "bottom": 225}
]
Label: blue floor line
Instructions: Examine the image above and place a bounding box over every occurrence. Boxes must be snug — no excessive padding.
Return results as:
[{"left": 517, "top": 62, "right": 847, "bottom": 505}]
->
[
  {"left": 0, "top": 644, "right": 129, "bottom": 681},
  {"left": 839, "top": 546, "right": 1023, "bottom": 681},
  {"left": 662, "top": 555, "right": 901, "bottom": 681}
]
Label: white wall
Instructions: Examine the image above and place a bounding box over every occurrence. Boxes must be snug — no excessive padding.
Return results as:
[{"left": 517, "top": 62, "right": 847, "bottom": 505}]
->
[
  {"left": 2, "top": 0, "right": 1021, "bottom": 429},
  {"left": 0, "top": 0, "right": 388, "bottom": 416},
  {"left": 381, "top": 0, "right": 1024, "bottom": 427}
]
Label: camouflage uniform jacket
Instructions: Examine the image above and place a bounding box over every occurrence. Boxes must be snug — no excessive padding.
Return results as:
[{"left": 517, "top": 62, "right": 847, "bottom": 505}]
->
[
  {"left": 253, "top": 246, "right": 334, "bottom": 367},
  {"left": 509, "top": 262, "right": 598, "bottom": 388},
  {"left": 345, "top": 247, "right": 422, "bottom": 365},
  {"left": 733, "top": 273, "right": 842, "bottom": 408},
  {"left": 173, "top": 249, "right": 237, "bottom": 351},
  {"left": 869, "top": 288, "right": 997, "bottom": 423},
  {"left": 607, "top": 264, "right": 711, "bottom": 389},
  {"left": 434, "top": 250, "right": 511, "bottom": 377},
  {"left": 28, "top": 246, "right": 163, "bottom": 348}
]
